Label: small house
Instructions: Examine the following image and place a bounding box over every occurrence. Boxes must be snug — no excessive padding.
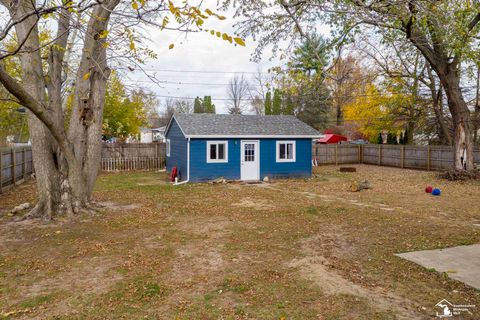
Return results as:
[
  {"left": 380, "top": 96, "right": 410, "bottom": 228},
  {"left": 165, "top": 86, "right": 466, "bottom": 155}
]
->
[
  {"left": 164, "top": 114, "right": 321, "bottom": 182},
  {"left": 139, "top": 127, "right": 166, "bottom": 143}
]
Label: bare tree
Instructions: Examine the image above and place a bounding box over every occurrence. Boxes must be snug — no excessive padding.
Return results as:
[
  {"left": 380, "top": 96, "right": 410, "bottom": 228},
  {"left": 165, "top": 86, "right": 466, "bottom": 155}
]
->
[
  {"left": 248, "top": 68, "right": 271, "bottom": 115},
  {"left": 164, "top": 98, "right": 193, "bottom": 117},
  {"left": 226, "top": 73, "right": 250, "bottom": 114}
]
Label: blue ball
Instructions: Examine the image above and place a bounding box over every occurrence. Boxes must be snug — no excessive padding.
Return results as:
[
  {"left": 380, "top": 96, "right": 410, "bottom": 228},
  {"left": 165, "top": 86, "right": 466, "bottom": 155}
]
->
[{"left": 432, "top": 188, "right": 441, "bottom": 196}]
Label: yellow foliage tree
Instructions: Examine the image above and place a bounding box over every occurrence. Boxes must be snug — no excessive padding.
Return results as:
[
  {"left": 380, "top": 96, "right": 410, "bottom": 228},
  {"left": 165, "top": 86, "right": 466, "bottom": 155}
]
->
[{"left": 343, "top": 84, "right": 395, "bottom": 141}]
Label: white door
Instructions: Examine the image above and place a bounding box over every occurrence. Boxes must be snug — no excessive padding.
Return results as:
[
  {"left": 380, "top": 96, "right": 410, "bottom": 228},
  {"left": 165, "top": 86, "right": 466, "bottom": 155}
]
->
[{"left": 241, "top": 140, "right": 260, "bottom": 181}]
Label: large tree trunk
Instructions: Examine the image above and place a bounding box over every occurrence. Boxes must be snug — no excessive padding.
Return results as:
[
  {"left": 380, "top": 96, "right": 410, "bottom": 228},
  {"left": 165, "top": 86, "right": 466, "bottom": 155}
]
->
[
  {"left": 10, "top": 0, "right": 65, "bottom": 219},
  {"left": 440, "top": 67, "right": 474, "bottom": 170},
  {"left": 68, "top": 0, "right": 119, "bottom": 204},
  {"left": 1, "top": 0, "right": 119, "bottom": 219},
  {"left": 431, "top": 88, "right": 453, "bottom": 145}
]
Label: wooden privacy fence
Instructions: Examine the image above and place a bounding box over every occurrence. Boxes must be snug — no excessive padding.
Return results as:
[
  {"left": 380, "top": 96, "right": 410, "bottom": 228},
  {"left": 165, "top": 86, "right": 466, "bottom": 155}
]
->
[
  {"left": 0, "top": 143, "right": 165, "bottom": 192},
  {"left": 313, "top": 144, "right": 480, "bottom": 170},
  {"left": 101, "top": 143, "right": 165, "bottom": 172},
  {"left": 0, "top": 147, "right": 34, "bottom": 193}
]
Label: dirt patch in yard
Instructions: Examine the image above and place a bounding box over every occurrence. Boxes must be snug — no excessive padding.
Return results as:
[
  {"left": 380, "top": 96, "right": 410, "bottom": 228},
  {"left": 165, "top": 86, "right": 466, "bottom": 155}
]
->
[
  {"left": 289, "top": 234, "right": 423, "bottom": 319},
  {"left": 20, "top": 256, "right": 122, "bottom": 298},
  {"left": 98, "top": 201, "right": 140, "bottom": 211},
  {"left": 231, "top": 197, "right": 276, "bottom": 210},
  {"left": 289, "top": 255, "right": 421, "bottom": 319}
]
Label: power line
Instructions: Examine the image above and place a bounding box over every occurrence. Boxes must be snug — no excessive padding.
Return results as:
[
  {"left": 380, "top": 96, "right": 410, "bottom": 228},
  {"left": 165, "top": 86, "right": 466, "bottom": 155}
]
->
[
  {"left": 148, "top": 90, "right": 479, "bottom": 101},
  {"left": 118, "top": 67, "right": 270, "bottom": 74}
]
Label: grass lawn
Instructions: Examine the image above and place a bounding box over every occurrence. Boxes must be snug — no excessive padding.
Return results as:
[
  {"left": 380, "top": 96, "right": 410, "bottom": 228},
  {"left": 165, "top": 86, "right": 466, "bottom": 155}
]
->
[{"left": 0, "top": 164, "right": 479, "bottom": 319}]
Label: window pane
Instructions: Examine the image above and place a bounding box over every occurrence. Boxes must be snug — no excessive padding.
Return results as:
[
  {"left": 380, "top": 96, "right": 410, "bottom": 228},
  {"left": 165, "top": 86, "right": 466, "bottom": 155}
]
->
[
  {"left": 210, "top": 144, "right": 217, "bottom": 160},
  {"left": 218, "top": 143, "right": 225, "bottom": 159},
  {"left": 245, "top": 143, "right": 254, "bottom": 161},
  {"left": 279, "top": 143, "right": 286, "bottom": 159},
  {"left": 286, "top": 143, "right": 293, "bottom": 159}
]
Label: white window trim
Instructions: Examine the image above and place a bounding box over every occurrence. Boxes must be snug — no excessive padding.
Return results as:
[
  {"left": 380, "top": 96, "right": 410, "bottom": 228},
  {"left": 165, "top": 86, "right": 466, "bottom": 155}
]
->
[
  {"left": 206, "top": 140, "right": 228, "bottom": 163},
  {"left": 166, "top": 139, "right": 171, "bottom": 157},
  {"left": 276, "top": 140, "right": 296, "bottom": 162}
]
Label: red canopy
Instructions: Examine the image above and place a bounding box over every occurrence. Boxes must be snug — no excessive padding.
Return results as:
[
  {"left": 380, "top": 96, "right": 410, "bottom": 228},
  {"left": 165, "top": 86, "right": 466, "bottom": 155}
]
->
[{"left": 317, "top": 134, "right": 348, "bottom": 144}]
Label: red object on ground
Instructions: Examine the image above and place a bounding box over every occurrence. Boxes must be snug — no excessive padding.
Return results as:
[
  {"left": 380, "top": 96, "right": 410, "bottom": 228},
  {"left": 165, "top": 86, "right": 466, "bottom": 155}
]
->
[
  {"left": 170, "top": 167, "right": 178, "bottom": 182},
  {"left": 317, "top": 134, "right": 348, "bottom": 144},
  {"left": 425, "top": 186, "right": 433, "bottom": 193}
]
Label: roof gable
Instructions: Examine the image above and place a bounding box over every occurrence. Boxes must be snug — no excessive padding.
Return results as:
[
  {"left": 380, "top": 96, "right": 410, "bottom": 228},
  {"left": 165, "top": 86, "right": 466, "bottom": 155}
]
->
[{"left": 171, "top": 114, "right": 321, "bottom": 138}]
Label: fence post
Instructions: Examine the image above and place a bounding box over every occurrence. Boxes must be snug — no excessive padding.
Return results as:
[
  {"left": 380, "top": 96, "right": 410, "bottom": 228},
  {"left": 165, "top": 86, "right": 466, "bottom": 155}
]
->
[
  {"left": 427, "top": 145, "right": 431, "bottom": 171},
  {"left": 335, "top": 144, "right": 338, "bottom": 165},
  {"left": 378, "top": 144, "right": 382, "bottom": 166},
  {"left": 11, "top": 148, "right": 16, "bottom": 185},
  {"left": 0, "top": 150, "right": 3, "bottom": 194},
  {"left": 401, "top": 145, "right": 405, "bottom": 168},
  {"left": 22, "top": 148, "right": 26, "bottom": 180}
]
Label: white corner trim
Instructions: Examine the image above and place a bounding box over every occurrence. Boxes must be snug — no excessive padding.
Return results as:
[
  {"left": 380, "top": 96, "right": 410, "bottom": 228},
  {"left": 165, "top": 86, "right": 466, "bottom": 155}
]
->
[
  {"left": 276, "top": 140, "right": 296, "bottom": 162},
  {"left": 175, "top": 137, "right": 190, "bottom": 185},
  {"left": 206, "top": 140, "right": 229, "bottom": 163}
]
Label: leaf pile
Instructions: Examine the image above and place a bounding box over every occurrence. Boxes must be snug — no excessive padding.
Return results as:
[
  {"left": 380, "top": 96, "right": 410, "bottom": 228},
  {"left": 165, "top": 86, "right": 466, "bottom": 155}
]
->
[{"left": 439, "top": 169, "right": 480, "bottom": 181}]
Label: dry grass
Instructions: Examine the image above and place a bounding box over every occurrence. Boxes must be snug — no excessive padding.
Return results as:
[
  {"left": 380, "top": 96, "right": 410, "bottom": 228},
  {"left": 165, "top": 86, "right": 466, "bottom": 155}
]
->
[{"left": 0, "top": 165, "right": 479, "bottom": 319}]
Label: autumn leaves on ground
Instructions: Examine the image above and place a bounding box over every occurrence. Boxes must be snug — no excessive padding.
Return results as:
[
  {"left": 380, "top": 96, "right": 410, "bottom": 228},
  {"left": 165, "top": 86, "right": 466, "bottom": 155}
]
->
[{"left": 1, "top": 165, "right": 479, "bottom": 319}]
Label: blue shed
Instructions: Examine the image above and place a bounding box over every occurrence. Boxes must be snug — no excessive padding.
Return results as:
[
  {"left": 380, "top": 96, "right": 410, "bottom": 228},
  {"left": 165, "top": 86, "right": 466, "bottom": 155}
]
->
[{"left": 164, "top": 114, "right": 321, "bottom": 183}]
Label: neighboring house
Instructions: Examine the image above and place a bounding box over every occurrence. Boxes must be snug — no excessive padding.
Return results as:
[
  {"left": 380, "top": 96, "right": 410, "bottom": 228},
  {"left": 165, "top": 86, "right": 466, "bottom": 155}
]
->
[
  {"left": 316, "top": 134, "right": 348, "bottom": 144},
  {"left": 139, "top": 127, "right": 166, "bottom": 143},
  {"left": 153, "top": 126, "right": 166, "bottom": 142},
  {"left": 164, "top": 114, "right": 321, "bottom": 182}
]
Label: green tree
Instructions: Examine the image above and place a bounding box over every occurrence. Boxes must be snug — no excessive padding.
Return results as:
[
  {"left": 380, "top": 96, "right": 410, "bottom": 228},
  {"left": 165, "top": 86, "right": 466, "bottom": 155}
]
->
[
  {"left": 402, "top": 128, "right": 410, "bottom": 145},
  {"left": 193, "top": 97, "right": 203, "bottom": 113},
  {"left": 376, "top": 133, "right": 383, "bottom": 144},
  {"left": 202, "top": 96, "right": 216, "bottom": 113},
  {"left": 272, "top": 89, "right": 282, "bottom": 115},
  {"left": 0, "top": 104, "right": 29, "bottom": 145},
  {"left": 295, "top": 80, "right": 331, "bottom": 130},
  {"left": 387, "top": 133, "right": 397, "bottom": 145},
  {"left": 283, "top": 94, "right": 295, "bottom": 115},
  {"left": 101, "top": 74, "right": 151, "bottom": 141},
  {"left": 271, "top": 35, "right": 332, "bottom": 129},
  {"left": 0, "top": 44, "right": 29, "bottom": 145},
  {"left": 264, "top": 91, "right": 272, "bottom": 115},
  {"left": 290, "top": 34, "right": 329, "bottom": 76}
]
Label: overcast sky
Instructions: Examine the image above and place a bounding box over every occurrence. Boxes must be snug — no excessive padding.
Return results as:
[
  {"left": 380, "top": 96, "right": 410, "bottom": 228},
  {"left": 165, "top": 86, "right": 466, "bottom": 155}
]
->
[{"left": 123, "top": 9, "right": 280, "bottom": 115}]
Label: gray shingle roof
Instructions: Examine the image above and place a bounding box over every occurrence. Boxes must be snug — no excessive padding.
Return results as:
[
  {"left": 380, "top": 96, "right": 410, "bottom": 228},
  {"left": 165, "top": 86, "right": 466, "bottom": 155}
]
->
[{"left": 171, "top": 114, "right": 321, "bottom": 137}]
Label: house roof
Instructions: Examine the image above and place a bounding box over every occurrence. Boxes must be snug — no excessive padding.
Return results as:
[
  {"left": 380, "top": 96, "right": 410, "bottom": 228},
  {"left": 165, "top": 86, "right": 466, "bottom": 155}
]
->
[
  {"left": 317, "top": 134, "right": 348, "bottom": 144},
  {"left": 168, "top": 114, "right": 322, "bottom": 138}
]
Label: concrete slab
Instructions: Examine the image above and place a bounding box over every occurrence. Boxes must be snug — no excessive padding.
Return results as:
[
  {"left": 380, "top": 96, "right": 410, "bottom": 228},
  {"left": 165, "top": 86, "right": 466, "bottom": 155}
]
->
[{"left": 396, "top": 244, "right": 480, "bottom": 290}]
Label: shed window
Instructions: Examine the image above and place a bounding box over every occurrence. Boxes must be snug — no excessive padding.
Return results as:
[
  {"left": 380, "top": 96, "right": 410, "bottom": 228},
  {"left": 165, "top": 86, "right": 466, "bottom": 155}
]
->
[
  {"left": 276, "top": 141, "right": 296, "bottom": 162},
  {"left": 207, "top": 141, "right": 228, "bottom": 163},
  {"left": 166, "top": 139, "right": 171, "bottom": 157}
]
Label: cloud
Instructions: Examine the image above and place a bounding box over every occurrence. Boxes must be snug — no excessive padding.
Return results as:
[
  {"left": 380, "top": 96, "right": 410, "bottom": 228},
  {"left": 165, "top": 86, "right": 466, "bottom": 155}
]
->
[{"left": 122, "top": 9, "right": 279, "bottom": 114}]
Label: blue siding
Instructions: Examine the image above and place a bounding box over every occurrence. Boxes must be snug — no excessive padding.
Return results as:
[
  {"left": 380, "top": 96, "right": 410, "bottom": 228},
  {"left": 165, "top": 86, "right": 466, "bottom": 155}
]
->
[
  {"left": 165, "top": 119, "right": 188, "bottom": 181},
  {"left": 188, "top": 137, "right": 312, "bottom": 182},
  {"left": 189, "top": 139, "right": 241, "bottom": 182},
  {"left": 259, "top": 138, "right": 312, "bottom": 179}
]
